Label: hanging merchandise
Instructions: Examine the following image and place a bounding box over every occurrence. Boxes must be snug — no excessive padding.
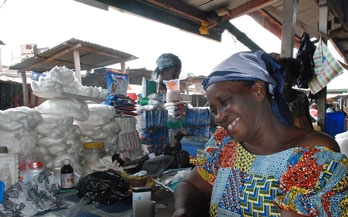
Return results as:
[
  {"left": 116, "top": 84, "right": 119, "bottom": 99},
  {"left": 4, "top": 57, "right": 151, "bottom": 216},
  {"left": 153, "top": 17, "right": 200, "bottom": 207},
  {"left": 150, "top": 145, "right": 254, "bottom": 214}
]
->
[
  {"left": 308, "top": 38, "right": 344, "bottom": 94},
  {"left": 296, "top": 32, "right": 316, "bottom": 88}
]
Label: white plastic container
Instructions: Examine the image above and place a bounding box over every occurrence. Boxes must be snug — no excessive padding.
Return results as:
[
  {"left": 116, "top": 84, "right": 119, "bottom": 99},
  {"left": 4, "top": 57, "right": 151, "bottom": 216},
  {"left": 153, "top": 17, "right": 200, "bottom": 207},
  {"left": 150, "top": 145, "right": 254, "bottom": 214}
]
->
[
  {"left": 82, "top": 142, "right": 106, "bottom": 175},
  {"left": 132, "top": 186, "right": 152, "bottom": 201},
  {"left": 0, "top": 154, "right": 19, "bottom": 190}
]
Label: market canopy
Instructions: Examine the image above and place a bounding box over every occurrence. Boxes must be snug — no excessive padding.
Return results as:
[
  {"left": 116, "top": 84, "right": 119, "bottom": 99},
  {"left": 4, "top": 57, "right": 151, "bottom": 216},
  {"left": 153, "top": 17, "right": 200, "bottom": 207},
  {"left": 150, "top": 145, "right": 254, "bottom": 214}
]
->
[
  {"left": 9, "top": 38, "right": 138, "bottom": 107},
  {"left": 84, "top": 0, "right": 348, "bottom": 63},
  {"left": 9, "top": 38, "right": 138, "bottom": 74}
]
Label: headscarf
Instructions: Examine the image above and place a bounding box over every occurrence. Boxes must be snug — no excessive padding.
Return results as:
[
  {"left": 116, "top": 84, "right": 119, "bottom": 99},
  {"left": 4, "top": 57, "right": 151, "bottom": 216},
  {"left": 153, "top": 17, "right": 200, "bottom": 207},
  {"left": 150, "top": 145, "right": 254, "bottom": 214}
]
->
[
  {"left": 151, "top": 53, "right": 181, "bottom": 80},
  {"left": 202, "top": 50, "right": 293, "bottom": 126}
]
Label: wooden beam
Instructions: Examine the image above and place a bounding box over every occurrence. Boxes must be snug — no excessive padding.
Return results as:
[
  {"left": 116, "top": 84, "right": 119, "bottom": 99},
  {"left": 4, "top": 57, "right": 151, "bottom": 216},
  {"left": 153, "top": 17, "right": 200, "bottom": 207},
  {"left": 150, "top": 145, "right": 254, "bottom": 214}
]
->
[
  {"left": 281, "top": 0, "right": 296, "bottom": 58},
  {"left": 0, "top": 47, "right": 3, "bottom": 72},
  {"left": 28, "top": 57, "right": 94, "bottom": 71},
  {"left": 73, "top": 50, "right": 81, "bottom": 82},
  {"left": 250, "top": 10, "right": 302, "bottom": 49},
  {"left": 77, "top": 46, "right": 129, "bottom": 60},
  {"left": 317, "top": 0, "right": 328, "bottom": 132},
  {"left": 20, "top": 71, "right": 29, "bottom": 106},
  {"left": 214, "top": 0, "right": 277, "bottom": 26},
  {"left": 264, "top": 5, "right": 324, "bottom": 40},
  {"left": 249, "top": 10, "right": 282, "bottom": 39},
  {"left": 329, "top": 27, "right": 348, "bottom": 38},
  {"left": 19, "top": 43, "right": 82, "bottom": 73},
  {"left": 220, "top": 21, "right": 263, "bottom": 51},
  {"left": 146, "top": 0, "right": 207, "bottom": 24}
]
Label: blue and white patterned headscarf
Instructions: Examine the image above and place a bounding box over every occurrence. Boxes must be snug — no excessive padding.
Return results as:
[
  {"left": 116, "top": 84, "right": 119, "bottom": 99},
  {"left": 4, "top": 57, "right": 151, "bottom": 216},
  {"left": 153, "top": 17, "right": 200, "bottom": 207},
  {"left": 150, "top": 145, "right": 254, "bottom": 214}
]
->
[{"left": 202, "top": 50, "right": 293, "bottom": 126}]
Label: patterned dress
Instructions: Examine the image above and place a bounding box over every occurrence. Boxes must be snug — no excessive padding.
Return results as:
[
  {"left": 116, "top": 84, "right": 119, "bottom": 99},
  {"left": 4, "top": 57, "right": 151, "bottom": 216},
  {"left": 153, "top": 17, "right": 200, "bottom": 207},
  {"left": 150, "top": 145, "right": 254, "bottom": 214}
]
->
[{"left": 192, "top": 128, "right": 348, "bottom": 217}]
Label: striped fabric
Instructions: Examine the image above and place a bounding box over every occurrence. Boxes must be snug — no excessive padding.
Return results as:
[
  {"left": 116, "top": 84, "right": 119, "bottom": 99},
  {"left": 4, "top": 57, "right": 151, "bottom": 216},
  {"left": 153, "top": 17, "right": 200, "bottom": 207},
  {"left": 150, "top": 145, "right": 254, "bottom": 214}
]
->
[{"left": 308, "top": 39, "right": 343, "bottom": 94}]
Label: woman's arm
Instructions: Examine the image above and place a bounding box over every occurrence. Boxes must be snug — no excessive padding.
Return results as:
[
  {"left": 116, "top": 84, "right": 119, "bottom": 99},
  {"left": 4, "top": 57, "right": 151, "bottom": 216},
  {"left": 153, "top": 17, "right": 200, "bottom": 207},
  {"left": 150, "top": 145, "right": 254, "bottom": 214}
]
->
[{"left": 172, "top": 167, "right": 212, "bottom": 217}]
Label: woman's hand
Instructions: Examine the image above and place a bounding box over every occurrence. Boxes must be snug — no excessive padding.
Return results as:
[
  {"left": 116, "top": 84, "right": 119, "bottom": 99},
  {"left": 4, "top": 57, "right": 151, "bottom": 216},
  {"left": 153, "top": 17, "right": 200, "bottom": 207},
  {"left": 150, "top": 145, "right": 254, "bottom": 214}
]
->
[
  {"left": 172, "top": 167, "right": 212, "bottom": 217},
  {"left": 171, "top": 207, "right": 192, "bottom": 217}
]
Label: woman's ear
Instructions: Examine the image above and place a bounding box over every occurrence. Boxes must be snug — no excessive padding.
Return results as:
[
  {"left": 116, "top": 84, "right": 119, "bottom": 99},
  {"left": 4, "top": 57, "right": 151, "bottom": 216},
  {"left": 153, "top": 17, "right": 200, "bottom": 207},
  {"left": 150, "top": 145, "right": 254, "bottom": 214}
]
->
[{"left": 251, "top": 80, "right": 267, "bottom": 101}]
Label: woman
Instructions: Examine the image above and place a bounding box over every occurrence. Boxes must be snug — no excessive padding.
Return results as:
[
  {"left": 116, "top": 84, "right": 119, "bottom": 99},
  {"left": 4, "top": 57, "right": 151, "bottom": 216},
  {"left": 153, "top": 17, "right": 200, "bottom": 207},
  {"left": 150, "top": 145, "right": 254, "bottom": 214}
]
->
[
  {"left": 151, "top": 53, "right": 182, "bottom": 94},
  {"left": 172, "top": 51, "right": 346, "bottom": 217}
]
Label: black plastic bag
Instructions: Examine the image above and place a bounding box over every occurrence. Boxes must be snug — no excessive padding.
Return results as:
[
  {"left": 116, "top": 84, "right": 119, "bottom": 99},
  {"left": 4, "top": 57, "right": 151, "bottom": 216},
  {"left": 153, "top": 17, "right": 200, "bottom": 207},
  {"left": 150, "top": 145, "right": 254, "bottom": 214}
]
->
[
  {"left": 296, "top": 32, "right": 316, "bottom": 88},
  {"left": 76, "top": 171, "right": 131, "bottom": 204}
]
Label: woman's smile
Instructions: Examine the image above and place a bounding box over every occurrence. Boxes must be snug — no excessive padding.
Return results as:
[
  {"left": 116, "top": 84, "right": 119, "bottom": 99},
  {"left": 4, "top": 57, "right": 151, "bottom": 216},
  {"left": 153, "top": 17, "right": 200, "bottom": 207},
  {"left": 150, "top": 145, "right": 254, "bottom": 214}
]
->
[{"left": 227, "top": 117, "right": 240, "bottom": 131}]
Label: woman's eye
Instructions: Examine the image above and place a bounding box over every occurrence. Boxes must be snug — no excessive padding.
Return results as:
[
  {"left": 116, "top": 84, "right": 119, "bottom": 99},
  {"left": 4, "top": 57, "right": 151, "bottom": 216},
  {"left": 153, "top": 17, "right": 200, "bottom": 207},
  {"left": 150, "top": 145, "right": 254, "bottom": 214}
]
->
[
  {"left": 210, "top": 107, "right": 217, "bottom": 115},
  {"left": 221, "top": 97, "right": 232, "bottom": 107}
]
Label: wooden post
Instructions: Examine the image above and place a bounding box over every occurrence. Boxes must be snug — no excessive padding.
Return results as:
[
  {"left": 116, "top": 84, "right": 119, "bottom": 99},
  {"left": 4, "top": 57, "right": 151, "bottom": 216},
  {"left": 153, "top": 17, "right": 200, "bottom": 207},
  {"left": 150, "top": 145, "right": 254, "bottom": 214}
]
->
[
  {"left": 317, "top": 0, "right": 328, "bottom": 132},
  {"left": 73, "top": 50, "right": 81, "bottom": 82},
  {"left": 280, "top": 0, "right": 297, "bottom": 58},
  {"left": 20, "top": 71, "right": 29, "bottom": 106},
  {"left": 120, "top": 60, "right": 126, "bottom": 73},
  {"left": 0, "top": 47, "right": 3, "bottom": 72}
]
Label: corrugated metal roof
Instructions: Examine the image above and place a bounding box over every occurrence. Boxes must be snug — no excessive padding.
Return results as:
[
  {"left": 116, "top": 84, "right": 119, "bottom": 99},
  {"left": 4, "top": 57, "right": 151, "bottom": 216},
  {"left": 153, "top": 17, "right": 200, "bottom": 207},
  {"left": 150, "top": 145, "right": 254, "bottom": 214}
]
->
[{"left": 9, "top": 38, "right": 138, "bottom": 72}]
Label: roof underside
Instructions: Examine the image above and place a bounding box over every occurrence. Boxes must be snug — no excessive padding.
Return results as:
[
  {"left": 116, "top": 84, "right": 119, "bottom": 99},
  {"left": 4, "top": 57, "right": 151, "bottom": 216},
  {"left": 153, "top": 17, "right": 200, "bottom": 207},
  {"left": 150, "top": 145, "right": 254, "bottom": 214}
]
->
[
  {"left": 9, "top": 38, "right": 138, "bottom": 72},
  {"left": 89, "top": 0, "right": 348, "bottom": 63}
]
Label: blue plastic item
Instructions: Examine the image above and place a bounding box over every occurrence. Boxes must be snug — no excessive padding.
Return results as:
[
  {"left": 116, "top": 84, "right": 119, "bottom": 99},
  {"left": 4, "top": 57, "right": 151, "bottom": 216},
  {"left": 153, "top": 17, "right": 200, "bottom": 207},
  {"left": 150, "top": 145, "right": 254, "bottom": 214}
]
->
[
  {"left": 326, "top": 112, "right": 345, "bottom": 138},
  {"left": 0, "top": 180, "right": 4, "bottom": 203},
  {"left": 180, "top": 136, "right": 208, "bottom": 156}
]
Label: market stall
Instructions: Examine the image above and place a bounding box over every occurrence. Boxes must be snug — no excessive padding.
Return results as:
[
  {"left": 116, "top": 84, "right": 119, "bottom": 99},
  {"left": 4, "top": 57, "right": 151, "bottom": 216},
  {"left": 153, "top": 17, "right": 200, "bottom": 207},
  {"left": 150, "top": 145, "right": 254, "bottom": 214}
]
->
[{"left": 0, "top": 60, "right": 215, "bottom": 216}]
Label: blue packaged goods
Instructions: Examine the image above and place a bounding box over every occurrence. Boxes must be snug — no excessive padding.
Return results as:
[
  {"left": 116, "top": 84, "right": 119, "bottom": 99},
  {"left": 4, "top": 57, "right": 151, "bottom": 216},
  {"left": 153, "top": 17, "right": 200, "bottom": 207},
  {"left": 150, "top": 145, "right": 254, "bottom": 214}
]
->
[
  {"left": 186, "top": 125, "right": 216, "bottom": 139},
  {"left": 31, "top": 71, "right": 46, "bottom": 81},
  {"left": 144, "top": 110, "right": 168, "bottom": 128},
  {"left": 139, "top": 127, "right": 168, "bottom": 155},
  {"left": 185, "top": 107, "right": 212, "bottom": 126},
  {"left": 185, "top": 107, "right": 215, "bottom": 138},
  {"left": 105, "top": 69, "right": 129, "bottom": 96},
  {"left": 180, "top": 136, "right": 208, "bottom": 156},
  {"left": 137, "top": 109, "right": 169, "bottom": 155}
]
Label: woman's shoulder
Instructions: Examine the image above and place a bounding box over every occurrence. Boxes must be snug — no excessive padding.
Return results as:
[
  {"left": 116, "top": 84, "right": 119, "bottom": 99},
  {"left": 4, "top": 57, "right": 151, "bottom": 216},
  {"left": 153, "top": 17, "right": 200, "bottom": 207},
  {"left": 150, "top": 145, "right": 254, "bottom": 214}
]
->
[{"left": 298, "top": 130, "right": 340, "bottom": 152}]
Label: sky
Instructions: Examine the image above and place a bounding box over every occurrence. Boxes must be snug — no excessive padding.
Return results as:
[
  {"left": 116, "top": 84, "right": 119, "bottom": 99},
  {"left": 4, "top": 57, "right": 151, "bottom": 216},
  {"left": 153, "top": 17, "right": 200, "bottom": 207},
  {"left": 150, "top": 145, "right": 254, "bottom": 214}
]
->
[{"left": 0, "top": 0, "right": 283, "bottom": 77}]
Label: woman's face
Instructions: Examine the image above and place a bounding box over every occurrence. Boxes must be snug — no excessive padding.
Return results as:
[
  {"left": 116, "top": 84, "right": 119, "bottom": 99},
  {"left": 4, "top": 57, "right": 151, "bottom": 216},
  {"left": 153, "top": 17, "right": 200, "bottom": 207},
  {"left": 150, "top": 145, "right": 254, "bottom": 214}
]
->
[{"left": 206, "top": 80, "right": 261, "bottom": 141}]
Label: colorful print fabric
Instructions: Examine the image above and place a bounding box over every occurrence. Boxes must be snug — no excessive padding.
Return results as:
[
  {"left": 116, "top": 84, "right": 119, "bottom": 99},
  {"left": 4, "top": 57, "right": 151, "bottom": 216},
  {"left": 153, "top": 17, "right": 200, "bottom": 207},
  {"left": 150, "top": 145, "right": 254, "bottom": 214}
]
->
[{"left": 194, "top": 128, "right": 348, "bottom": 217}]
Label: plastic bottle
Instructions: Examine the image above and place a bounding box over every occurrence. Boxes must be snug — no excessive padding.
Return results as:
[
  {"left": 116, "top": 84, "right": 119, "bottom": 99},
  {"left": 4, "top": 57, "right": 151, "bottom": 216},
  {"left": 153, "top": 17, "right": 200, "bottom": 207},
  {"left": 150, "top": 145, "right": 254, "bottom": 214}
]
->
[
  {"left": 61, "top": 159, "right": 74, "bottom": 189},
  {"left": 19, "top": 161, "right": 44, "bottom": 184}
]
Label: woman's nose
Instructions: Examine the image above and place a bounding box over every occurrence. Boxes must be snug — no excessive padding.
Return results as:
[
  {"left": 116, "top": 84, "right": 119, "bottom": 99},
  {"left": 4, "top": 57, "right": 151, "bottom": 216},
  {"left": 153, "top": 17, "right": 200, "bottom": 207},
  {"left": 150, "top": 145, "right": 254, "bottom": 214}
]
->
[{"left": 214, "top": 108, "right": 225, "bottom": 126}]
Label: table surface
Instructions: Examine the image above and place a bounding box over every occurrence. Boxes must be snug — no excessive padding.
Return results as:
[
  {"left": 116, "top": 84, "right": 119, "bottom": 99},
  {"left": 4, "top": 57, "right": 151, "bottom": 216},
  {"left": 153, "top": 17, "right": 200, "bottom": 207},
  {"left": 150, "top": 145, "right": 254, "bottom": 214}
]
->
[{"left": 34, "top": 186, "right": 174, "bottom": 217}]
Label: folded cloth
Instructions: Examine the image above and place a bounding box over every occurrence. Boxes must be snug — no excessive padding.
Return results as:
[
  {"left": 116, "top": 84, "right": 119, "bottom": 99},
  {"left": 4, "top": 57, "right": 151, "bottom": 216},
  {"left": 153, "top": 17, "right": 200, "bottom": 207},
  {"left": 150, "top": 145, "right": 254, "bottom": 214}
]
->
[
  {"left": 2, "top": 171, "right": 60, "bottom": 217},
  {"left": 308, "top": 38, "right": 344, "bottom": 94}
]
